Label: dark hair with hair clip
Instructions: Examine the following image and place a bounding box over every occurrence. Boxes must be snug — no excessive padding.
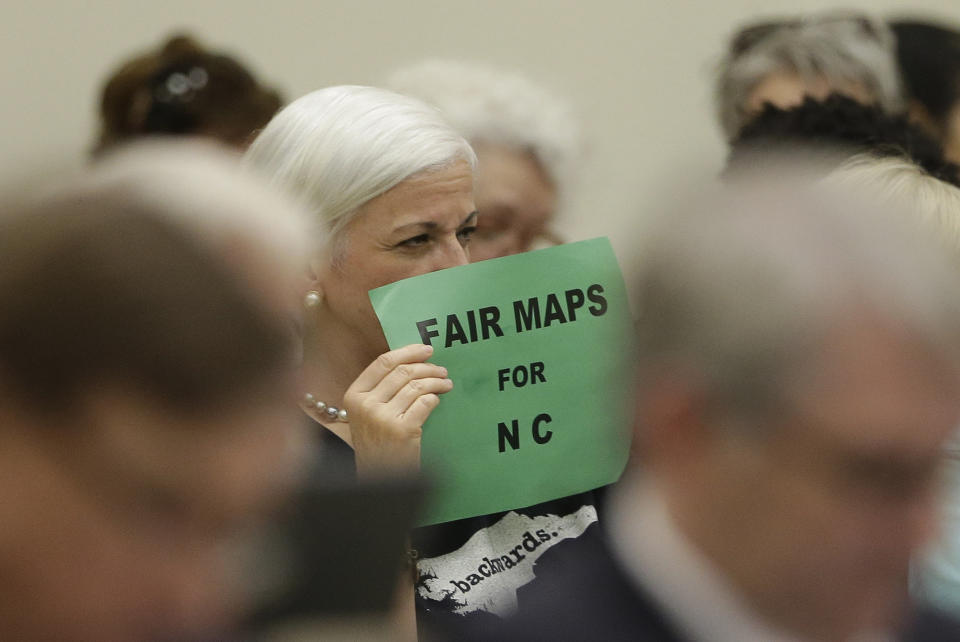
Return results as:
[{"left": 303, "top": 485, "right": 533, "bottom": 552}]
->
[
  {"left": 725, "top": 93, "right": 960, "bottom": 185},
  {"left": 93, "top": 34, "right": 283, "bottom": 155},
  {"left": 141, "top": 62, "right": 212, "bottom": 134}
]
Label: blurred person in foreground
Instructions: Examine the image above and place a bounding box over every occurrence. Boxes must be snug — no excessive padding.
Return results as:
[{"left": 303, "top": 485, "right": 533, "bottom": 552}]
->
[
  {"left": 245, "top": 86, "right": 609, "bottom": 637},
  {"left": 387, "top": 60, "right": 580, "bottom": 260},
  {"left": 0, "top": 142, "right": 312, "bottom": 641},
  {"left": 891, "top": 19, "right": 960, "bottom": 165},
  {"left": 715, "top": 11, "right": 904, "bottom": 142},
  {"left": 92, "top": 33, "right": 283, "bottom": 155},
  {"left": 828, "top": 154, "right": 960, "bottom": 625},
  {"left": 481, "top": 169, "right": 960, "bottom": 641}
]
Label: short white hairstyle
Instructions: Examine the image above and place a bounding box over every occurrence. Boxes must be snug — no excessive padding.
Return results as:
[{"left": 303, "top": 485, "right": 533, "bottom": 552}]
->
[
  {"left": 386, "top": 59, "right": 580, "bottom": 194},
  {"left": 826, "top": 153, "right": 960, "bottom": 264},
  {"left": 715, "top": 11, "right": 905, "bottom": 140},
  {"left": 243, "top": 85, "right": 476, "bottom": 249}
]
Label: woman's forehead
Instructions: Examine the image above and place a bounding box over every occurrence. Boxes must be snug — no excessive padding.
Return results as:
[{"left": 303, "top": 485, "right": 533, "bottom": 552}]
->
[{"left": 356, "top": 162, "right": 475, "bottom": 228}]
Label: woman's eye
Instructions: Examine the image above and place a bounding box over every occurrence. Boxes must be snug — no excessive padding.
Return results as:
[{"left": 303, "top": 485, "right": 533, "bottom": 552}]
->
[
  {"left": 457, "top": 226, "right": 477, "bottom": 244},
  {"left": 398, "top": 233, "right": 430, "bottom": 248}
]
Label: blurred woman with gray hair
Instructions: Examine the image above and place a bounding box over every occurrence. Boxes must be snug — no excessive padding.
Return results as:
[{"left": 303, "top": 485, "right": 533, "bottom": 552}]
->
[
  {"left": 715, "top": 11, "right": 905, "bottom": 141},
  {"left": 387, "top": 60, "right": 581, "bottom": 261}
]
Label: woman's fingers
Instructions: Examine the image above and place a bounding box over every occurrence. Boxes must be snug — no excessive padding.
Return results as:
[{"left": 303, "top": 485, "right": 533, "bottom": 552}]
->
[
  {"left": 384, "top": 377, "right": 454, "bottom": 417},
  {"left": 350, "top": 343, "right": 434, "bottom": 393},
  {"left": 344, "top": 345, "right": 450, "bottom": 477},
  {"left": 401, "top": 393, "right": 442, "bottom": 429},
  {"left": 366, "top": 362, "right": 449, "bottom": 403}
]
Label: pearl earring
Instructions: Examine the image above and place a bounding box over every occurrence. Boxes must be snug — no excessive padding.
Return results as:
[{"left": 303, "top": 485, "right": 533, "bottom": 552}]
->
[{"left": 304, "top": 290, "right": 321, "bottom": 308}]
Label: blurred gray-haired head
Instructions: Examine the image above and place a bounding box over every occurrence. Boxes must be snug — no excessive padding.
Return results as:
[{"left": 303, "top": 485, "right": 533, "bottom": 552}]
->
[
  {"left": 82, "top": 140, "right": 315, "bottom": 271},
  {"left": 715, "top": 11, "right": 905, "bottom": 141},
  {"left": 0, "top": 140, "right": 314, "bottom": 413},
  {"left": 386, "top": 59, "right": 580, "bottom": 198},
  {"left": 243, "top": 85, "right": 476, "bottom": 254},
  {"left": 633, "top": 165, "right": 960, "bottom": 427}
]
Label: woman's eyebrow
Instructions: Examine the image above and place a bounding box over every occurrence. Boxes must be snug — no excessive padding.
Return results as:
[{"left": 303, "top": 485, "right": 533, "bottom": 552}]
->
[
  {"left": 392, "top": 221, "right": 436, "bottom": 234},
  {"left": 392, "top": 211, "right": 478, "bottom": 234}
]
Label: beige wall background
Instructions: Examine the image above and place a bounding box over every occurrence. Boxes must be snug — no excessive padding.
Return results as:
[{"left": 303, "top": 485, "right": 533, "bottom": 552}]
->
[{"left": 3, "top": 0, "right": 960, "bottom": 265}]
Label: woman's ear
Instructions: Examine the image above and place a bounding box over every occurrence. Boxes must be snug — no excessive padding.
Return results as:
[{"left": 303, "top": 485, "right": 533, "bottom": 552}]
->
[
  {"left": 307, "top": 252, "right": 331, "bottom": 298},
  {"left": 308, "top": 255, "right": 323, "bottom": 282},
  {"left": 306, "top": 239, "right": 340, "bottom": 304}
]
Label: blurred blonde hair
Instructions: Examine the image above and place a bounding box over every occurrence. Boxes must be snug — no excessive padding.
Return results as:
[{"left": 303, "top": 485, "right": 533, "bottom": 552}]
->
[
  {"left": 85, "top": 139, "right": 315, "bottom": 273},
  {"left": 826, "top": 153, "right": 960, "bottom": 260}
]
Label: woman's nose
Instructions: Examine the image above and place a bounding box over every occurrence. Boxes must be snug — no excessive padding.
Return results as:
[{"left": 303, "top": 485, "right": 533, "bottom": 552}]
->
[{"left": 430, "top": 236, "right": 470, "bottom": 271}]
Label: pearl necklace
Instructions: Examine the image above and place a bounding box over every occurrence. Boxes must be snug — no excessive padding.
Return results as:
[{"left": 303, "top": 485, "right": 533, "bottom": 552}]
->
[{"left": 303, "top": 393, "right": 348, "bottom": 423}]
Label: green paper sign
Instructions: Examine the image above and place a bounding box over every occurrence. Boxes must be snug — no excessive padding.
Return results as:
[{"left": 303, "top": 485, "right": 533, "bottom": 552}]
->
[{"left": 369, "top": 238, "right": 633, "bottom": 526}]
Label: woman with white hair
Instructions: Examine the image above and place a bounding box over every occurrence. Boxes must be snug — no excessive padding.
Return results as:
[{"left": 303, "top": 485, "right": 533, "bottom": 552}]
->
[
  {"left": 247, "top": 86, "right": 597, "bottom": 626},
  {"left": 246, "top": 85, "right": 475, "bottom": 474},
  {"left": 715, "top": 11, "right": 905, "bottom": 142},
  {"left": 245, "top": 85, "right": 606, "bottom": 635},
  {"left": 387, "top": 60, "right": 580, "bottom": 261}
]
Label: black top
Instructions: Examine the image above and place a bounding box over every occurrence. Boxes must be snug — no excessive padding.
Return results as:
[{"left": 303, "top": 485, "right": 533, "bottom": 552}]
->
[
  {"left": 314, "top": 427, "right": 610, "bottom": 638},
  {"left": 314, "top": 422, "right": 357, "bottom": 478}
]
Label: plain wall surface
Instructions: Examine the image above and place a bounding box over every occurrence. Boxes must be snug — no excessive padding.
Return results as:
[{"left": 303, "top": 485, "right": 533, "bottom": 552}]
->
[{"left": 3, "top": 0, "right": 960, "bottom": 264}]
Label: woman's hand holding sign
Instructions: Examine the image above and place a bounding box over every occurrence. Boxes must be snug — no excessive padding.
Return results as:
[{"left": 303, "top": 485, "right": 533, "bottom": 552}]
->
[{"left": 344, "top": 343, "right": 453, "bottom": 477}]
